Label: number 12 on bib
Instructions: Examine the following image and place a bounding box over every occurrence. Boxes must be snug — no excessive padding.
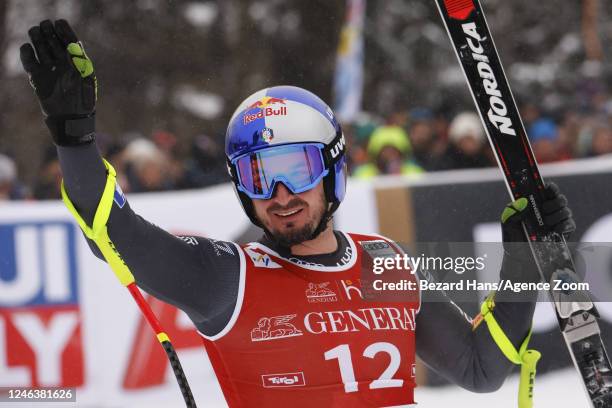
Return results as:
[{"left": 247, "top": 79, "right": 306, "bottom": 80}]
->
[{"left": 435, "top": 0, "right": 612, "bottom": 407}]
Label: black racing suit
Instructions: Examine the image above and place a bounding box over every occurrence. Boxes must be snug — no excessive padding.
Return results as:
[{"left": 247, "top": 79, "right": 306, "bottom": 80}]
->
[{"left": 58, "top": 142, "right": 537, "bottom": 393}]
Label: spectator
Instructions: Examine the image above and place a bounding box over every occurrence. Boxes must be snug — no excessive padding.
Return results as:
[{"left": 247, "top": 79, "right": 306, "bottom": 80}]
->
[
  {"left": 519, "top": 102, "right": 541, "bottom": 130},
  {"left": 182, "top": 134, "right": 227, "bottom": 188},
  {"left": 435, "top": 112, "right": 493, "bottom": 170},
  {"left": 588, "top": 123, "right": 612, "bottom": 157},
  {"left": 0, "top": 154, "right": 27, "bottom": 200},
  {"left": 407, "top": 108, "right": 444, "bottom": 171},
  {"left": 352, "top": 125, "right": 423, "bottom": 178},
  {"left": 347, "top": 112, "right": 382, "bottom": 172},
  {"left": 557, "top": 111, "right": 581, "bottom": 158},
  {"left": 33, "top": 146, "right": 63, "bottom": 200},
  {"left": 152, "top": 130, "right": 186, "bottom": 188},
  {"left": 528, "top": 118, "right": 571, "bottom": 163},
  {"left": 123, "top": 138, "right": 175, "bottom": 192}
]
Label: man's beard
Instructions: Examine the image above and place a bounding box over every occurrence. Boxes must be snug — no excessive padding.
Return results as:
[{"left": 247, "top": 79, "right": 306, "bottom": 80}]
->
[
  {"left": 264, "top": 193, "right": 327, "bottom": 247},
  {"left": 271, "top": 221, "right": 318, "bottom": 247}
]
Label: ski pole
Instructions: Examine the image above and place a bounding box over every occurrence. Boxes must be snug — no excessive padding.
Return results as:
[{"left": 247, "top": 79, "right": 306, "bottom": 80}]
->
[{"left": 126, "top": 283, "right": 197, "bottom": 408}]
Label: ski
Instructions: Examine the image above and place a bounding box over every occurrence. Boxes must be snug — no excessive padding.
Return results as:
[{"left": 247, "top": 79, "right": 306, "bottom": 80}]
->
[{"left": 435, "top": 0, "right": 612, "bottom": 406}]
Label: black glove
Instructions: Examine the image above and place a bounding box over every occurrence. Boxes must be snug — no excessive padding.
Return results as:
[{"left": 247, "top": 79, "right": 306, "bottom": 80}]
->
[
  {"left": 20, "top": 19, "right": 97, "bottom": 146},
  {"left": 499, "top": 182, "right": 575, "bottom": 290},
  {"left": 501, "top": 182, "right": 575, "bottom": 262}
]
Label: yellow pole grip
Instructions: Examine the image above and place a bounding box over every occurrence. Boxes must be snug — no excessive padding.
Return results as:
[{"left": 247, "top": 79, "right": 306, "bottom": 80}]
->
[{"left": 518, "top": 349, "right": 541, "bottom": 408}]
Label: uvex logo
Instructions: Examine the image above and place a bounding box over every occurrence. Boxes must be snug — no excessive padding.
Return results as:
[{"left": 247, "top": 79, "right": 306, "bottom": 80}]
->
[
  {"left": 330, "top": 134, "right": 346, "bottom": 159},
  {"left": 462, "top": 22, "right": 516, "bottom": 137}
]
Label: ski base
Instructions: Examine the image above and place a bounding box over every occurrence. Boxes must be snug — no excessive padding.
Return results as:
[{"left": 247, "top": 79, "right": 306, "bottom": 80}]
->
[{"left": 565, "top": 316, "right": 612, "bottom": 407}]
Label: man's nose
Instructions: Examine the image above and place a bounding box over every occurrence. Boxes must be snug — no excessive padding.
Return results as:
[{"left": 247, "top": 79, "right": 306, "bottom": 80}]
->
[{"left": 272, "top": 182, "right": 293, "bottom": 205}]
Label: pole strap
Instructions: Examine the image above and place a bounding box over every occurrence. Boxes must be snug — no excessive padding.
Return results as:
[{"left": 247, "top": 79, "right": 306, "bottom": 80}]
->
[
  {"left": 479, "top": 293, "right": 541, "bottom": 408},
  {"left": 61, "top": 159, "right": 134, "bottom": 286}
]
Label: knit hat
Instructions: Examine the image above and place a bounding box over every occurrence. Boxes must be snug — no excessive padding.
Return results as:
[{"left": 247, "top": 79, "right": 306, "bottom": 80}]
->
[
  {"left": 367, "top": 126, "right": 411, "bottom": 157},
  {"left": 0, "top": 154, "right": 16, "bottom": 184},
  {"left": 448, "top": 112, "right": 485, "bottom": 143}
]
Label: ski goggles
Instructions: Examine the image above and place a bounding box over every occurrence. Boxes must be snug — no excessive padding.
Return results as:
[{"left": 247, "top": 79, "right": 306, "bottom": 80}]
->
[{"left": 232, "top": 143, "right": 329, "bottom": 199}]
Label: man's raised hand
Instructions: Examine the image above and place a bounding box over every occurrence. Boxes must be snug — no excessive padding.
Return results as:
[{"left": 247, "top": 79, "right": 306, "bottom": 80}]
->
[{"left": 20, "top": 19, "right": 97, "bottom": 146}]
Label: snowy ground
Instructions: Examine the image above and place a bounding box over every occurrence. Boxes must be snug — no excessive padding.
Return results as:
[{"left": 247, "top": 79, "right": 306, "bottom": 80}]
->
[{"left": 415, "top": 368, "right": 587, "bottom": 407}]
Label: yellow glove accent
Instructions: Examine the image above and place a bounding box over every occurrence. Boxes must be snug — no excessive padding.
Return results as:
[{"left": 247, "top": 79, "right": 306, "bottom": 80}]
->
[
  {"left": 67, "top": 42, "right": 94, "bottom": 78},
  {"left": 480, "top": 293, "right": 541, "bottom": 408},
  {"left": 61, "top": 159, "right": 135, "bottom": 286}
]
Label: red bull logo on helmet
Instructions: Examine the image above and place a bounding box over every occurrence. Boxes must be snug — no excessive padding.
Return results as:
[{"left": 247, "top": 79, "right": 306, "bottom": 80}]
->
[{"left": 244, "top": 96, "right": 287, "bottom": 125}]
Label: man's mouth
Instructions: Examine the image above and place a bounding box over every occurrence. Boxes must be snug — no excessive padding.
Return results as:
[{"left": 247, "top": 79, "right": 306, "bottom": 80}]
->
[{"left": 273, "top": 208, "right": 303, "bottom": 218}]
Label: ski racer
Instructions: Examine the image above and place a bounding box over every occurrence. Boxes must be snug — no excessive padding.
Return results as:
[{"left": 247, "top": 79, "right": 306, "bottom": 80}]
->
[{"left": 20, "top": 19, "right": 576, "bottom": 407}]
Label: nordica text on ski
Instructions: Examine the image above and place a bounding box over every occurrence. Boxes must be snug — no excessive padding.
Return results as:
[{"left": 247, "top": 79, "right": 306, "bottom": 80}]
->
[{"left": 462, "top": 22, "right": 516, "bottom": 136}]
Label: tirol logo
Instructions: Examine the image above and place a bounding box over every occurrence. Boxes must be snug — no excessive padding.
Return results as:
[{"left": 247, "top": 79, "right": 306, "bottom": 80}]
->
[
  {"left": 251, "top": 314, "right": 303, "bottom": 342},
  {"left": 461, "top": 22, "right": 516, "bottom": 137},
  {"left": 262, "top": 372, "right": 306, "bottom": 388},
  {"left": 261, "top": 127, "right": 274, "bottom": 143},
  {"left": 243, "top": 96, "right": 287, "bottom": 125},
  {"left": 330, "top": 134, "right": 346, "bottom": 159},
  {"left": 305, "top": 282, "right": 337, "bottom": 303},
  {"left": 0, "top": 221, "right": 84, "bottom": 388}
]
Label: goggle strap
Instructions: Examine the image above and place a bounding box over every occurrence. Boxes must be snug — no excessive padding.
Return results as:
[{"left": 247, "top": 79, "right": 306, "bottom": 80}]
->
[{"left": 227, "top": 158, "right": 241, "bottom": 186}]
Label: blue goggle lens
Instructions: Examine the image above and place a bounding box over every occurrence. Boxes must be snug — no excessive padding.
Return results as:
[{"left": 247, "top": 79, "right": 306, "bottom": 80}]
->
[{"left": 234, "top": 143, "right": 328, "bottom": 199}]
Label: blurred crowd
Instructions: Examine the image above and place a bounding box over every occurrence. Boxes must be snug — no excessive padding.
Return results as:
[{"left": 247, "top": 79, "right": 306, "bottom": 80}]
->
[
  {"left": 0, "top": 130, "right": 229, "bottom": 201},
  {"left": 2, "top": 97, "right": 612, "bottom": 201},
  {"left": 346, "top": 98, "right": 612, "bottom": 178}
]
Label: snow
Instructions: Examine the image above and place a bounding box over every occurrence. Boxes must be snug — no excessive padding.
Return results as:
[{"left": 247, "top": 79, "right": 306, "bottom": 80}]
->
[
  {"left": 416, "top": 368, "right": 588, "bottom": 407},
  {"left": 173, "top": 87, "right": 224, "bottom": 119},
  {"left": 183, "top": 2, "right": 218, "bottom": 28}
]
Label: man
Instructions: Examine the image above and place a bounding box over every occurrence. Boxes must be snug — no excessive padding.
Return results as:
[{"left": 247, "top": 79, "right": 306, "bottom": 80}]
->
[{"left": 21, "top": 20, "right": 575, "bottom": 407}]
